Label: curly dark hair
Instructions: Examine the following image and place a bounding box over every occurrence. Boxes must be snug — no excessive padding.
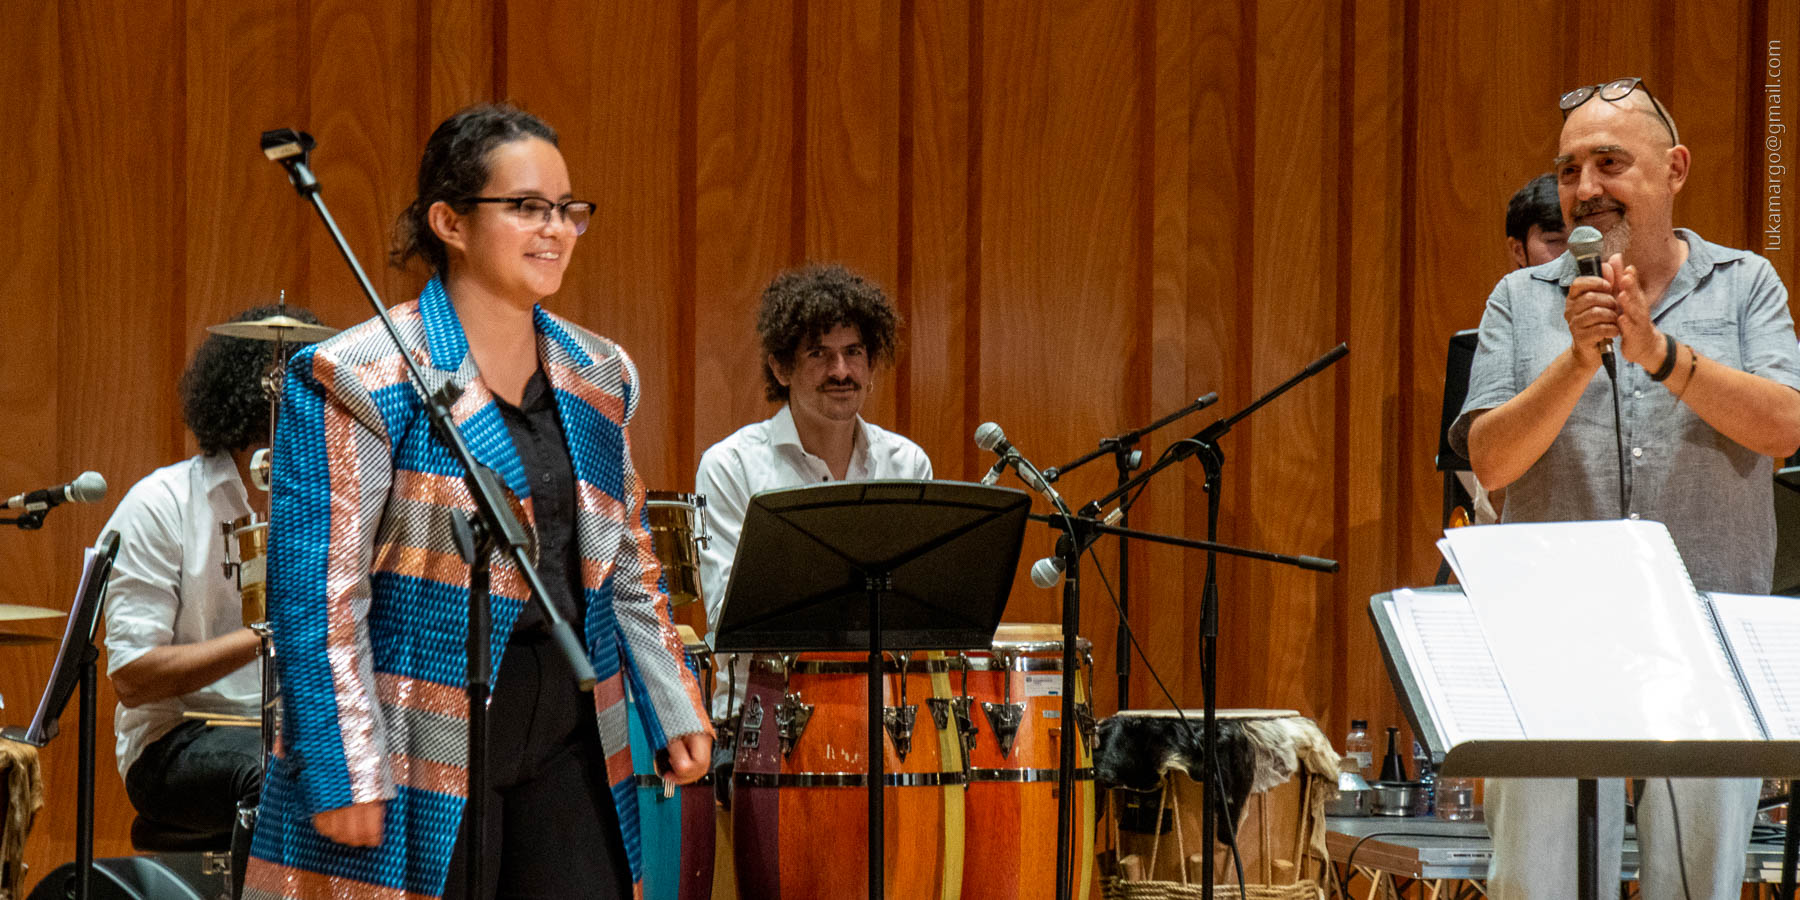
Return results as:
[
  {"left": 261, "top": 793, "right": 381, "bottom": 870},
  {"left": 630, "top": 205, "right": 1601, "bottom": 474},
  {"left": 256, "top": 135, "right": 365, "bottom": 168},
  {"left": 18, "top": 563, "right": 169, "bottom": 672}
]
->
[
  {"left": 757, "top": 264, "right": 901, "bottom": 402},
  {"left": 389, "top": 103, "right": 559, "bottom": 275},
  {"left": 180, "top": 304, "right": 323, "bottom": 455}
]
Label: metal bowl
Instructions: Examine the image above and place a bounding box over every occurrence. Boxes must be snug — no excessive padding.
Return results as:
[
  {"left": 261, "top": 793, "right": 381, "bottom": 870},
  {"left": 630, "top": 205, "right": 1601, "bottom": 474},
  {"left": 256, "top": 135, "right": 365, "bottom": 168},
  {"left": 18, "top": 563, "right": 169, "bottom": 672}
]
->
[{"left": 1370, "top": 781, "right": 1419, "bottom": 817}]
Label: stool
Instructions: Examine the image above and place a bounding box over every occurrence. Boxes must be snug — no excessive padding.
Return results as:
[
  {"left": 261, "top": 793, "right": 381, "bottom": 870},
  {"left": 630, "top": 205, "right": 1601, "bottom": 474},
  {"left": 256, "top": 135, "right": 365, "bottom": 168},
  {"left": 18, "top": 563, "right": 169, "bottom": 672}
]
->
[{"left": 129, "top": 815, "right": 230, "bottom": 854}]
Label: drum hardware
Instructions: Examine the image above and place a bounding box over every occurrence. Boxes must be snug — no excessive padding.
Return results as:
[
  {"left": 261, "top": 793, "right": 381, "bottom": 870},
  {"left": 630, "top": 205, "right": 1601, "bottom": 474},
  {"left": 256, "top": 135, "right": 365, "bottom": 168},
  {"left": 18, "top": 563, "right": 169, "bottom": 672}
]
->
[
  {"left": 204, "top": 314, "right": 339, "bottom": 344},
  {"left": 925, "top": 697, "right": 952, "bottom": 732},
  {"left": 881, "top": 652, "right": 917, "bottom": 761},
  {"left": 1075, "top": 701, "right": 1096, "bottom": 750},
  {"left": 645, "top": 491, "right": 710, "bottom": 608},
  {"left": 774, "top": 692, "right": 813, "bottom": 757},
  {"left": 981, "top": 649, "right": 1026, "bottom": 757},
  {"left": 739, "top": 694, "right": 762, "bottom": 750}
]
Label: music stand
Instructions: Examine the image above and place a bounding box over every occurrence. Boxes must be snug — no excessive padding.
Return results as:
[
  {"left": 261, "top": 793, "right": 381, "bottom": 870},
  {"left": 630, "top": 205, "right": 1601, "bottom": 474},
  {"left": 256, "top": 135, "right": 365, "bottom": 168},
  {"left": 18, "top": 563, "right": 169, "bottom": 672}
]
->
[
  {"left": 2, "top": 531, "right": 121, "bottom": 900},
  {"left": 713, "top": 480, "right": 1030, "bottom": 900}
]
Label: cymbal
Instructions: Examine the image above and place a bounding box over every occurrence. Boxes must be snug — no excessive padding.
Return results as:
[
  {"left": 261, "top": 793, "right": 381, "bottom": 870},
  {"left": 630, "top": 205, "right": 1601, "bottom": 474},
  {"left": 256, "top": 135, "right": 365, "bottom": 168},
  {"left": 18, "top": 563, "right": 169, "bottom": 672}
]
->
[
  {"left": 0, "top": 604, "right": 62, "bottom": 623},
  {"left": 207, "top": 315, "right": 338, "bottom": 344}
]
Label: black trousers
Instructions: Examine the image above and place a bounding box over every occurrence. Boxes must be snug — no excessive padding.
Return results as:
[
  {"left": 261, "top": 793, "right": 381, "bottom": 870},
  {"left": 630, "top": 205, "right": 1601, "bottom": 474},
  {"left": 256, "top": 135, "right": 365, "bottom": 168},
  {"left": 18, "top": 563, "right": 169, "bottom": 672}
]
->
[
  {"left": 442, "top": 633, "right": 632, "bottom": 900},
  {"left": 125, "top": 718, "right": 262, "bottom": 838}
]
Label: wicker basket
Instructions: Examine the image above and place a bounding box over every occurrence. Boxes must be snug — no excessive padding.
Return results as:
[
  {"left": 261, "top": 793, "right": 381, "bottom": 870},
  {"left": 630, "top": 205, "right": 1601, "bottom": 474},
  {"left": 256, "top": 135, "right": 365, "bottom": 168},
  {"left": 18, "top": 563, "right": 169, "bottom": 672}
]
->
[{"left": 1100, "top": 876, "right": 1324, "bottom": 899}]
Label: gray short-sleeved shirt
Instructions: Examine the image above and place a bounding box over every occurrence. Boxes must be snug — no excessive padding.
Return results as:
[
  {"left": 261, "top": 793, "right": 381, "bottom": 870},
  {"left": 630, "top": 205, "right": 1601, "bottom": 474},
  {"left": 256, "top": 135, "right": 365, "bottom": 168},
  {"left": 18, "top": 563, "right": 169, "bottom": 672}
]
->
[{"left": 1449, "top": 229, "right": 1800, "bottom": 594}]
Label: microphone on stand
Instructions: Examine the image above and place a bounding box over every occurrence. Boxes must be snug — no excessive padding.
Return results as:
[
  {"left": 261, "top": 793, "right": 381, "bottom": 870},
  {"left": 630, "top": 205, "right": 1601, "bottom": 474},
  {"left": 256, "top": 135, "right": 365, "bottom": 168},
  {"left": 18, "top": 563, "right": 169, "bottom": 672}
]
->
[
  {"left": 973, "top": 422, "right": 1064, "bottom": 508},
  {"left": 1568, "top": 225, "right": 1613, "bottom": 374},
  {"left": 1028, "top": 505, "right": 1123, "bottom": 588},
  {"left": 6, "top": 472, "right": 107, "bottom": 512}
]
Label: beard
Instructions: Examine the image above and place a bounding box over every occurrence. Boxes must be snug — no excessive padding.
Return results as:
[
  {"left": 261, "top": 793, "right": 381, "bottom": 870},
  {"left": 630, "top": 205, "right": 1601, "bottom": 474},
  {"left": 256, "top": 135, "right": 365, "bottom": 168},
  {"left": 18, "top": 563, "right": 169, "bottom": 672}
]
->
[{"left": 1571, "top": 196, "right": 1631, "bottom": 259}]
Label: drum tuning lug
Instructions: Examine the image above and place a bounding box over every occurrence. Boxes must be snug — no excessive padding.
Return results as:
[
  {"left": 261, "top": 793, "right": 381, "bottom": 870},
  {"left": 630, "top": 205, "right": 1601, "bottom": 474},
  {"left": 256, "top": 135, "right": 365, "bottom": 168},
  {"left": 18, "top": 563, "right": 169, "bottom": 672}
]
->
[
  {"left": 883, "top": 704, "right": 918, "bottom": 761},
  {"left": 1074, "top": 701, "right": 1096, "bottom": 750},
  {"left": 775, "top": 692, "right": 812, "bottom": 757},
  {"left": 951, "top": 695, "right": 978, "bottom": 751},
  {"left": 982, "top": 701, "right": 1025, "bottom": 758},
  {"left": 739, "top": 695, "right": 763, "bottom": 750},
  {"left": 926, "top": 697, "right": 952, "bottom": 732}
]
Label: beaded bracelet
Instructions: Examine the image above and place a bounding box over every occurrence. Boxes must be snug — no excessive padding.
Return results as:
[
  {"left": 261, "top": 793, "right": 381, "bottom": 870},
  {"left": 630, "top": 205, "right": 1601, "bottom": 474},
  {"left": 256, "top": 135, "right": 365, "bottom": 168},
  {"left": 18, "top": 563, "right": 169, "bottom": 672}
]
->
[{"left": 1648, "top": 332, "right": 1680, "bottom": 382}]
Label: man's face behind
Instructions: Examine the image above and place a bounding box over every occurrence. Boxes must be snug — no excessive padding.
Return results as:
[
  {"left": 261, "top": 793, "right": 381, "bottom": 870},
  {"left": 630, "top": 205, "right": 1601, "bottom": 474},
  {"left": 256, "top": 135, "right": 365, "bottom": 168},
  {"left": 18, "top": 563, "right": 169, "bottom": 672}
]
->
[{"left": 772, "top": 322, "right": 872, "bottom": 428}]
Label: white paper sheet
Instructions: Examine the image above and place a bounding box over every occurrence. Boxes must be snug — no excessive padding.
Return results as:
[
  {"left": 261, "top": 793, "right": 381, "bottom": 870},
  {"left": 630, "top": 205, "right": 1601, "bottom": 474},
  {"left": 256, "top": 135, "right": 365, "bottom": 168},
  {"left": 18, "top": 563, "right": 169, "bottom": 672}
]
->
[
  {"left": 1709, "top": 592, "right": 1800, "bottom": 740},
  {"left": 1389, "top": 589, "right": 1526, "bottom": 745},
  {"left": 1437, "top": 520, "right": 1759, "bottom": 741}
]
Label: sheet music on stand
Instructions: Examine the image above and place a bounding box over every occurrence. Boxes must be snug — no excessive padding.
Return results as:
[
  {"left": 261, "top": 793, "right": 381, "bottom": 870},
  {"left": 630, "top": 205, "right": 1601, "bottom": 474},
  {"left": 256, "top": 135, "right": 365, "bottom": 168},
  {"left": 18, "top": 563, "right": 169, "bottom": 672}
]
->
[{"left": 1374, "top": 520, "right": 1800, "bottom": 775}]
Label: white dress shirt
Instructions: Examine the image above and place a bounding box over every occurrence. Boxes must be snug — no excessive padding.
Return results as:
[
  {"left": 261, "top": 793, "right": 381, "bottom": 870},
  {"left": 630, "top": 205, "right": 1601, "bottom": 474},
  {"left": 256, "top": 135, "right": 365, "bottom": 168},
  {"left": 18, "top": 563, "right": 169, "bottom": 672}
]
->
[
  {"left": 101, "top": 453, "right": 261, "bottom": 779},
  {"left": 693, "top": 404, "right": 932, "bottom": 717}
]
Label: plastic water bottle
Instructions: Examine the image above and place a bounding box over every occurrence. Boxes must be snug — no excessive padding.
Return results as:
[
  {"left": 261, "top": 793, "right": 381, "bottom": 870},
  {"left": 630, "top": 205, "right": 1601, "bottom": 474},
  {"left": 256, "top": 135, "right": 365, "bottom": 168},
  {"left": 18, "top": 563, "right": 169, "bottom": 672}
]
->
[
  {"left": 1411, "top": 741, "right": 1435, "bottom": 816},
  {"left": 1344, "top": 719, "right": 1373, "bottom": 777}
]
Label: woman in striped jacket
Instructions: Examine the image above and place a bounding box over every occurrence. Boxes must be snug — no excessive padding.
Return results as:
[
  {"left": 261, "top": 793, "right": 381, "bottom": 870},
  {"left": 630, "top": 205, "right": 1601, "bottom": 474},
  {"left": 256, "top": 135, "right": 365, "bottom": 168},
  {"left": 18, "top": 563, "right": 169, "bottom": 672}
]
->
[{"left": 244, "top": 104, "right": 712, "bottom": 900}]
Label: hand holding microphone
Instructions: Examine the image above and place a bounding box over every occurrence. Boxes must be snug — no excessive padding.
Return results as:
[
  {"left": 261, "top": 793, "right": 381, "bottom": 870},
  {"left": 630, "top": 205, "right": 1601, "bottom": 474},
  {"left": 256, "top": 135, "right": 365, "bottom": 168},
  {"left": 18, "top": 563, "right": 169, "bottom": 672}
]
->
[{"left": 1566, "top": 225, "right": 1617, "bottom": 373}]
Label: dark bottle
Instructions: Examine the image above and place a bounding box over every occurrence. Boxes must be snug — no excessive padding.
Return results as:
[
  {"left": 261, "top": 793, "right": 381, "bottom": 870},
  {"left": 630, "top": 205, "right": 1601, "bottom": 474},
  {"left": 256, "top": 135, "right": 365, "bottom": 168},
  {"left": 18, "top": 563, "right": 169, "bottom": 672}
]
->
[{"left": 1378, "top": 725, "right": 1408, "bottom": 782}]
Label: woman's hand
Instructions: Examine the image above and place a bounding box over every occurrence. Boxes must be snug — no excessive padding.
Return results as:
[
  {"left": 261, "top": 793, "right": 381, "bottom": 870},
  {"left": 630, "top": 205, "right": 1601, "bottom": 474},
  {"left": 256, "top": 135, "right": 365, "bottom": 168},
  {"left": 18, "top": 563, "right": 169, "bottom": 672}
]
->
[
  {"left": 313, "top": 800, "right": 386, "bottom": 847},
  {"left": 661, "top": 732, "right": 713, "bottom": 786}
]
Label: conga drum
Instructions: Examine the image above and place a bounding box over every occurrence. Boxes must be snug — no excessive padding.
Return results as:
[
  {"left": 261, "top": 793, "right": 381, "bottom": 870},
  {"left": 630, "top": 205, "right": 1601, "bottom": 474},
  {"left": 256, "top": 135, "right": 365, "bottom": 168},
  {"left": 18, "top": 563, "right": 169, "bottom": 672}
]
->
[
  {"left": 958, "top": 624, "right": 1096, "bottom": 900},
  {"left": 733, "top": 651, "right": 966, "bottom": 899},
  {"left": 630, "top": 626, "right": 717, "bottom": 900}
]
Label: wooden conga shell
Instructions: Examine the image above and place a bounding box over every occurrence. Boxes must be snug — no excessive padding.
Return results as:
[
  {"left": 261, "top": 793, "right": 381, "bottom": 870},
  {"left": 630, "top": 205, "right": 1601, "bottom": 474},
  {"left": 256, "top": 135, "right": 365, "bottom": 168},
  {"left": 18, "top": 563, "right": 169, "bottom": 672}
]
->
[
  {"left": 631, "top": 632, "right": 716, "bottom": 900},
  {"left": 733, "top": 652, "right": 965, "bottom": 899},
  {"left": 959, "top": 624, "right": 1095, "bottom": 900}
]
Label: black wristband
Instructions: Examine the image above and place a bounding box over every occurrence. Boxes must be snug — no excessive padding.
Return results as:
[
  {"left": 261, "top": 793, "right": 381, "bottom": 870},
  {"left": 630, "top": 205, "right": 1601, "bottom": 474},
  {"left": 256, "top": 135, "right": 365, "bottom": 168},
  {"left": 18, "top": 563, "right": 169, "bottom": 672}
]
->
[{"left": 1648, "top": 332, "right": 1680, "bottom": 382}]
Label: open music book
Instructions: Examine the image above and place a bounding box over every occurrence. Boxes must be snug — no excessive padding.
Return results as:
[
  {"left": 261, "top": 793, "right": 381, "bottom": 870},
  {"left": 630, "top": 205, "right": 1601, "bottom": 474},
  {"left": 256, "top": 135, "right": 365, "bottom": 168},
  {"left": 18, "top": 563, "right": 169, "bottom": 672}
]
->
[{"left": 1384, "top": 520, "right": 1800, "bottom": 754}]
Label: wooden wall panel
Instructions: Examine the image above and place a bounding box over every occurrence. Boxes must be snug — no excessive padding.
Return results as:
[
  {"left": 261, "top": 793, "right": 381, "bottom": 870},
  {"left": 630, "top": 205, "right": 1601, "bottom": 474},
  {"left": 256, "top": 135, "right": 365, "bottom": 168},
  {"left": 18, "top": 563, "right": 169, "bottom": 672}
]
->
[
  {"left": 183, "top": 0, "right": 306, "bottom": 370},
  {"left": 903, "top": 0, "right": 972, "bottom": 479},
  {"left": 1222, "top": 0, "right": 1338, "bottom": 717},
  {"left": 805, "top": 0, "right": 904, "bottom": 433},
  {"left": 977, "top": 0, "right": 1142, "bottom": 643},
  {"left": 48, "top": 0, "right": 189, "bottom": 871},
  {"left": 7, "top": 1, "right": 1796, "bottom": 891},
  {"left": 690, "top": 0, "right": 801, "bottom": 460},
  {"left": 425, "top": 0, "right": 495, "bottom": 120},
  {"left": 305, "top": 0, "right": 424, "bottom": 327},
  {"left": 1338, "top": 0, "right": 1408, "bottom": 749},
  {"left": 512, "top": 1, "right": 688, "bottom": 490}
]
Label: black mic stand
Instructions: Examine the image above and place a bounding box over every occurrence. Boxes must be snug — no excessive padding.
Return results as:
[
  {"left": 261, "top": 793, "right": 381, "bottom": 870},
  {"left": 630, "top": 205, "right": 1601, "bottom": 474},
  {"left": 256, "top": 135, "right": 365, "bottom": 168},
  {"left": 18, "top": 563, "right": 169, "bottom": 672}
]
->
[
  {"left": 0, "top": 511, "right": 47, "bottom": 529},
  {"left": 1028, "top": 509, "right": 1337, "bottom": 900},
  {"left": 1072, "top": 342, "right": 1346, "bottom": 899},
  {"left": 261, "top": 129, "right": 597, "bottom": 892},
  {"left": 1041, "top": 393, "right": 1219, "bottom": 709}
]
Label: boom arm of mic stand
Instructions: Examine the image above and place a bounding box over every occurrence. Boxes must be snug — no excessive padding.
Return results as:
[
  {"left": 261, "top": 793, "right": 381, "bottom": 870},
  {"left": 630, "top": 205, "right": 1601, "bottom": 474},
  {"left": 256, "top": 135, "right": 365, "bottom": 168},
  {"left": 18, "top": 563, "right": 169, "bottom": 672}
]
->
[
  {"left": 1028, "top": 512, "right": 1338, "bottom": 572},
  {"left": 1042, "top": 393, "right": 1219, "bottom": 483},
  {"left": 268, "top": 139, "right": 597, "bottom": 690}
]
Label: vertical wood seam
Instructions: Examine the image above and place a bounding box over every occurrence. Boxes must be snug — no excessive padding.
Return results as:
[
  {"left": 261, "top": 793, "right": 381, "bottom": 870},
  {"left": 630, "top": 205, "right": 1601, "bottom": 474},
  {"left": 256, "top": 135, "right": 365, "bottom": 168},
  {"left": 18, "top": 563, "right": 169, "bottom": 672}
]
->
[
  {"left": 963, "top": 0, "right": 983, "bottom": 472},
  {"left": 1395, "top": 0, "right": 1419, "bottom": 582},
  {"left": 791, "top": 0, "right": 808, "bottom": 265},
  {"left": 679, "top": 0, "right": 699, "bottom": 475},
  {"left": 896, "top": 0, "right": 915, "bottom": 439}
]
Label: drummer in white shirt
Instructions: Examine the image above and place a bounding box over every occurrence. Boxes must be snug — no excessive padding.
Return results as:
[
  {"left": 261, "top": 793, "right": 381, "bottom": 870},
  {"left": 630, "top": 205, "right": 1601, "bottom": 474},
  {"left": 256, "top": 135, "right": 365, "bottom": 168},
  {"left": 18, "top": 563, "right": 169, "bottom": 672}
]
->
[{"left": 694, "top": 264, "right": 933, "bottom": 719}]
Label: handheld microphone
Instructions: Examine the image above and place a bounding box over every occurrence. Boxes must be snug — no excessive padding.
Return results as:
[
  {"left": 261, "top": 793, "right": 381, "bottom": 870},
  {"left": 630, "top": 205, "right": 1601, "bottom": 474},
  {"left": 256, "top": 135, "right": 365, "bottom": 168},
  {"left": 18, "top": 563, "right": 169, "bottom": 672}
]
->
[
  {"left": 7, "top": 472, "right": 107, "bottom": 512},
  {"left": 1568, "top": 225, "right": 1612, "bottom": 371}
]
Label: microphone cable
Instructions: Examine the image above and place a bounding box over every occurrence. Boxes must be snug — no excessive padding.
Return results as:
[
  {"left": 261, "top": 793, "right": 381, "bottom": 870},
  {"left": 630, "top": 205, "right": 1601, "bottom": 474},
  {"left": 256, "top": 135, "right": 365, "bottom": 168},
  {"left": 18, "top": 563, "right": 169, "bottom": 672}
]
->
[{"left": 1604, "top": 353, "right": 1628, "bottom": 519}]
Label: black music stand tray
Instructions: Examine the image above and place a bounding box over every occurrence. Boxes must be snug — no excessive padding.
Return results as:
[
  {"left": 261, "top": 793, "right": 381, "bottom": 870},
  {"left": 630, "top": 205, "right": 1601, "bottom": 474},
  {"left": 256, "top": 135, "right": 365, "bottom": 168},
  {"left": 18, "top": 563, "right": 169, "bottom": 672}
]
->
[
  {"left": 713, "top": 480, "right": 1031, "bottom": 900},
  {"left": 3, "top": 532, "right": 121, "bottom": 900}
]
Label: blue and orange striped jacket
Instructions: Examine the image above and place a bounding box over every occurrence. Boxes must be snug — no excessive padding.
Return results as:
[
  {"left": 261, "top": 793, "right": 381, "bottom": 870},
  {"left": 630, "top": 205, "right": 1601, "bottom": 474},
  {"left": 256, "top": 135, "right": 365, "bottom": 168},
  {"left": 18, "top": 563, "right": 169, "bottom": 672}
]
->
[{"left": 245, "top": 276, "right": 710, "bottom": 899}]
